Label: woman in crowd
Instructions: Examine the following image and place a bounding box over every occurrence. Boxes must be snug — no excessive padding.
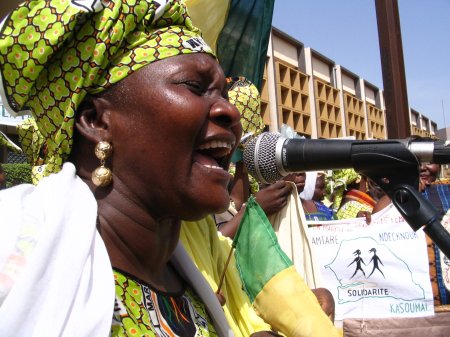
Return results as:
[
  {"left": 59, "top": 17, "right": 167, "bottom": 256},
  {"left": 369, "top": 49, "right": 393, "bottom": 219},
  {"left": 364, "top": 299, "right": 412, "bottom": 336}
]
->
[
  {"left": 214, "top": 77, "right": 292, "bottom": 239},
  {"left": 301, "top": 171, "right": 336, "bottom": 221},
  {"left": 0, "top": 1, "right": 281, "bottom": 336},
  {"left": 372, "top": 162, "right": 441, "bottom": 215},
  {"left": 332, "top": 172, "right": 379, "bottom": 222}
]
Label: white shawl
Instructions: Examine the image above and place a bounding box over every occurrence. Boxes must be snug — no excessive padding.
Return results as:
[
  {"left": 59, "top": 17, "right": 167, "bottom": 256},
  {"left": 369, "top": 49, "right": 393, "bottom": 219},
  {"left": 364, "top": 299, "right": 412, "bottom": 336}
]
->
[
  {"left": 0, "top": 163, "right": 233, "bottom": 337},
  {"left": 0, "top": 163, "right": 114, "bottom": 337}
]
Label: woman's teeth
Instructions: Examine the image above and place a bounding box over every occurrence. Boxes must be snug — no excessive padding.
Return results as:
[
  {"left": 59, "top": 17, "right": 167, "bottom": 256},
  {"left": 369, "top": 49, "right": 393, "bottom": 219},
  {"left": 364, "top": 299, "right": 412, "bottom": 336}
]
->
[
  {"left": 203, "top": 164, "right": 223, "bottom": 170},
  {"left": 197, "top": 140, "right": 234, "bottom": 154}
]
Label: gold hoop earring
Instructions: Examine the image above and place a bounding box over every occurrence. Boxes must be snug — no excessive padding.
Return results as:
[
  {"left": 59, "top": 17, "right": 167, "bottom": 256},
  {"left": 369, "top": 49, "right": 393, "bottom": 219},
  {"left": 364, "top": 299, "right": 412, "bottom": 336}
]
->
[{"left": 92, "top": 141, "right": 113, "bottom": 187}]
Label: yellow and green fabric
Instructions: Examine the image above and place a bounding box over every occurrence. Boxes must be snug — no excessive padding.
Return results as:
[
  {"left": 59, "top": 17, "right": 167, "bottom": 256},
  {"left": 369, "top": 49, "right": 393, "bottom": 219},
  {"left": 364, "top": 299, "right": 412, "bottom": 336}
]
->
[
  {"left": 0, "top": 0, "right": 214, "bottom": 183},
  {"left": 232, "top": 197, "right": 341, "bottom": 337},
  {"left": 336, "top": 189, "right": 376, "bottom": 220},
  {"left": 185, "top": 0, "right": 275, "bottom": 92},
  {"left": 326, "top": 169, "right": 361, "bottom": 211},
  {"left": 180, "top": 217, "right": 272, "bottom": 337},
  {"left": 227, "top": 76, "right": 264, "bottom": 193},
  {"left": 1, "top": 0, "right": 274, "bottom": 182},
  {"left": 227, "top": 76, "right": 265, "bottom": 138}
]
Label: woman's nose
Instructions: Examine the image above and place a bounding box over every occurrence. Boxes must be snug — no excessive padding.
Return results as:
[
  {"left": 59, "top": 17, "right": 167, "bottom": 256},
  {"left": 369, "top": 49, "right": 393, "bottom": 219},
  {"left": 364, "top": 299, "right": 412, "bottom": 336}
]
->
[{"left": 210, "top": 97, "right": 241, "bottom": 129}]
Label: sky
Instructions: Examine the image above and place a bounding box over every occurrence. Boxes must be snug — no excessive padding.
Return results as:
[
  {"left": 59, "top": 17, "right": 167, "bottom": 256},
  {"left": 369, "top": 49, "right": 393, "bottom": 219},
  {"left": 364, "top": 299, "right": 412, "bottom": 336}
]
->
[{"left": 272, "top": 0, "right": 450, "bottom": 130}]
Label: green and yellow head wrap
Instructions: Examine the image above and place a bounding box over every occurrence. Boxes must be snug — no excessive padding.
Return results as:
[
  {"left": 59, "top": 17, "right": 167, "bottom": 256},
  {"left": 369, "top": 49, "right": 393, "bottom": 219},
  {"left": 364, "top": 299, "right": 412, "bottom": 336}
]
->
[
  {"left": 227, "top": 76, "right": 264, "bottom": 138},
  {"left": 0, "top": 0, "right": 214, "bottom": 182},
  {"left": 227, "top": 77, "right": 264, "bottom": 194},
  {"left": 326, "top": 168, "right": 361, "bottom": 211}
]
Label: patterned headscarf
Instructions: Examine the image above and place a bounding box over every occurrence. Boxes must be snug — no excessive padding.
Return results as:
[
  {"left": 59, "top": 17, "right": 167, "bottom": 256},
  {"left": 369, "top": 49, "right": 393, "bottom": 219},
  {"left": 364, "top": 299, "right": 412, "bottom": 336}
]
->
[
  {"left": 326, "top": 168, "right": 361, "bottom": 211},
  {"left": 0, "top": 0, "right": 214, "bottom": 182},
  {"left": 227, "top": 76, "right": 264, "bottom": 138},
  {"left": 227, "top": 77, "right": 264, "bottom": 194}
]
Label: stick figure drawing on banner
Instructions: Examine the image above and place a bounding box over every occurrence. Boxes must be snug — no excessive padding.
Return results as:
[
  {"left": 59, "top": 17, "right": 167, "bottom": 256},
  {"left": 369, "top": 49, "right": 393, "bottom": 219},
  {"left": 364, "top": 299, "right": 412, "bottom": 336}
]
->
[
  {"left": 348, "top": 249, "right": 366, "bottom": 278},
  {"left": 368, "top": 248, "right": 385, "bottom": 278}
]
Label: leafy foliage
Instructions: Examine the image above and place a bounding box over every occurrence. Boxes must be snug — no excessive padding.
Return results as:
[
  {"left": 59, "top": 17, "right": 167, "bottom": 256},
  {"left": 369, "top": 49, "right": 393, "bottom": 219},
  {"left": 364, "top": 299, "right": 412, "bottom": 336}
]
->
[{"left": 2, "top": 163, "right": 32, "bottom": 187}]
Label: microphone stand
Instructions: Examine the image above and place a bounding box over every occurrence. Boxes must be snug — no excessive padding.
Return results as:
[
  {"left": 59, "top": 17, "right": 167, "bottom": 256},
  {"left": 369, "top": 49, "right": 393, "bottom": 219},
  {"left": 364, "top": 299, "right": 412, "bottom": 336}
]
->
[{"left": 350, "top": 141, "right": 450, "bottom": 259}]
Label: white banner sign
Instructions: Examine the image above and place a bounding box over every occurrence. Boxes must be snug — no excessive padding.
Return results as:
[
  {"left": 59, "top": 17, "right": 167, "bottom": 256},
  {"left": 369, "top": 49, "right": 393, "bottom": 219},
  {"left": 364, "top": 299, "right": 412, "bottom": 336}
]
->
[{"left": 308, "top": 204, "right": 434, "bottom": 321}]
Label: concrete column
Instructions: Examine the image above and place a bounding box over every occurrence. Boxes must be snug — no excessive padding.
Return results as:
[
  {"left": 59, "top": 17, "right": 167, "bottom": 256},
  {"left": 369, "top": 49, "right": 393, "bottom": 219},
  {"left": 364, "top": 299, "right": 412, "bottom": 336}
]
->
[
  {"left": 266, "top": 31, "right": 279, "bottom": 132},
  {"left": 358, "top": 78, "right": 370, "bottom": 139},
  {"left": 334, "top": 65, "right": 348, "bottom": 137},
  {"left": 304, "top": 48, "right": 318, "bottom": 139}
]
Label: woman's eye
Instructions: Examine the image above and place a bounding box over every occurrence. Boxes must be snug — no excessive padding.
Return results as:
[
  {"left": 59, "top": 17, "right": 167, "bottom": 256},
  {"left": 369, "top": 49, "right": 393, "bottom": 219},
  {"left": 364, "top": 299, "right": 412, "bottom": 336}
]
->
[{"left": 184, "top": 81, "right": 204, "bottom": 94}]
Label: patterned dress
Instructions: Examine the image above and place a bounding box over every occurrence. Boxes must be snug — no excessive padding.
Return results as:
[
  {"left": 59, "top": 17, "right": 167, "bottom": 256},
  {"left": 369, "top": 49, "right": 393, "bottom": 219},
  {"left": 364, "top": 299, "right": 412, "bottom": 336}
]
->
[
  {"left": 304, "top": 201, "right": 336, "bottom": 221},
  {"left": 111, "top": 269, "right": 218, "bottom": 337},
  {"left": 336, "top": 189, "right": 376, "bottom": 220}
]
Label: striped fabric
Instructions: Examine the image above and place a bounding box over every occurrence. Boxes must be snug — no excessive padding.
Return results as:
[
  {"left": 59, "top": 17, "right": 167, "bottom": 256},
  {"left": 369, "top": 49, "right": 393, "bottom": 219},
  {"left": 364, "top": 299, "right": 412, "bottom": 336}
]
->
[
  {"left": 423, "top": 183, "right": 450, "bottom": 305},
  {"left": 185, "top": 0, "right": 275, "bottom": 92},
  {"left": 232, "top": 197, "right": 340, "bottom": 337}
]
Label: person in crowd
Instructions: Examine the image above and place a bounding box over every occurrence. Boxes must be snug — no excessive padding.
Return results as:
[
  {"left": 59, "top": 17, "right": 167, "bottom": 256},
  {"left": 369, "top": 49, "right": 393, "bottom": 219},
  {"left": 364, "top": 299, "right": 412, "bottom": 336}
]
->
[
  {"left": 335, "top": 175, "right": 378, "bottom": 222},
  {"left": 0, "top": 1, "right": 286, "bottom": 336},
  {"left": 418, "top": 163, "right": 450, "bottom": 306},
  {"left": 366, "top": 175, "right": 387, "bottom": 202},
  {"left": 283, "top": 172, "right": 307, "bottom": 194},
  {"left": 0, "top": 2, "right": 341, "bottom": 336},
  {"left": 326, "top": 168, "right": 360, "bottom": 213},
  {"left": 214, "top": 77, "right": 292, "bottom": 239},
  {"left": 325, "top": 169, "right": 383, "bottom": 223},
  {"left": 420, "top": 162, "right": 441, "bottom": 187},
  {"left": 372, "top": 162, "right": 441, "bottom": 215},
  {"left": 371, "top": 194, "right": 391, "bottom": 215},
  {"left": 216, "top": 164, "right": 292, "bottom": 239},
  {"left": 301, "top": 171, "right": 336, "bottom": 221}
]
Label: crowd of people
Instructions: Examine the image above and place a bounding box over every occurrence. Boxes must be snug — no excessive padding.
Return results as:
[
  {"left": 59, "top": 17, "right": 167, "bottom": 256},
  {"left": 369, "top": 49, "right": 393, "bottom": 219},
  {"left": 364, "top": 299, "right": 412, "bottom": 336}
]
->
[
  {"left": 0, "top": 1, "right": 449, "bottom": 336},
  {"left": 249, "top": 162, "right": 445, "bottom": 226}
]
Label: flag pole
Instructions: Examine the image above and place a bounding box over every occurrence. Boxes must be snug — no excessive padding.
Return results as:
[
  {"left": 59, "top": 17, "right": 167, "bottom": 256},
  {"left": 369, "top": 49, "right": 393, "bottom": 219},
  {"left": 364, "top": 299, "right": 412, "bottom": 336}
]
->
[
  {"left": 216, "top": 201, "right": 248, "bottom": 302},
  {"left": 216, "top": 245, "right": 234, "bottom": 306}
]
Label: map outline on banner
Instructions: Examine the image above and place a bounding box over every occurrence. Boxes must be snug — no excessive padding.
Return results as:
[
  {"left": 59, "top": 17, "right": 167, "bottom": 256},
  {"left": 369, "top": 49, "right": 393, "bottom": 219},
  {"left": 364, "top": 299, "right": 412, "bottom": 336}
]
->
[
  {"left": 308, "top": 204, "right": 434, "bottom": 320},
  {"left": 325, "top": 236, "right": 427, "bottom": 304}
]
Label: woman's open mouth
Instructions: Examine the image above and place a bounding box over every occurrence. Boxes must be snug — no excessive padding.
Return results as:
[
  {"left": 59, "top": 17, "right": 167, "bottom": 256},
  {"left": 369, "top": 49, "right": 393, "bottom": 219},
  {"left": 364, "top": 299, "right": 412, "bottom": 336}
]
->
[{"left": 195, "top": 140, "right": 235, "bottom": 170}]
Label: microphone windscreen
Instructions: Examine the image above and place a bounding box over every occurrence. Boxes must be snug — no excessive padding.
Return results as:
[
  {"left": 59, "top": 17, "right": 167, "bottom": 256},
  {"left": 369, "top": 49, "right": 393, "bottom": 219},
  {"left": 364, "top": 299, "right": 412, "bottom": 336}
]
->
[{"left": 243, "top": 132, "right": 285, "bottom": 184}]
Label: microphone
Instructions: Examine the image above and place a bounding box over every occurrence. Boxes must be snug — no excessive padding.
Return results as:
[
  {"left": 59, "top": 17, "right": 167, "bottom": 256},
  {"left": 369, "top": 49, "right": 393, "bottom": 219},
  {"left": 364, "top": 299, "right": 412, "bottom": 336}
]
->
[{"left": 243, "top": 132, "right": 450, "bottom": 184}]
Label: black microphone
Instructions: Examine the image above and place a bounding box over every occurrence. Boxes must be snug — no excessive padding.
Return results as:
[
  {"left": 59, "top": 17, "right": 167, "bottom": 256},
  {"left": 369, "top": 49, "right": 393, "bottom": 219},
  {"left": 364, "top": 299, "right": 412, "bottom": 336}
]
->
[{"left": 243, "top": 132, "right": 450, "bottom": 184}]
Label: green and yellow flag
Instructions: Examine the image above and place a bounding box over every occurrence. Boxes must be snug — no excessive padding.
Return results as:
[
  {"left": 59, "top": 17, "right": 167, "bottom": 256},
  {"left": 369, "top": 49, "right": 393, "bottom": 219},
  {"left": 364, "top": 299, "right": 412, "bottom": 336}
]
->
[
  {"left": 184, "top": 0, "right": 274, "bottom": 91},
  {"left": 233, "top": 197, "right": 340, "bottom": 337}
]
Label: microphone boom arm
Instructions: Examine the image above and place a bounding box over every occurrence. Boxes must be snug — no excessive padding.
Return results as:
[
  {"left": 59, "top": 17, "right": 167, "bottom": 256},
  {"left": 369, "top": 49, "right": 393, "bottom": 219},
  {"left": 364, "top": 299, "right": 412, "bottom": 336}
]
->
[
  {"left": 244, "top": 132, "right": 450, "bottom": 258},
  {"left": 351, "top": 145, "right": 450, "bottom": 260}
]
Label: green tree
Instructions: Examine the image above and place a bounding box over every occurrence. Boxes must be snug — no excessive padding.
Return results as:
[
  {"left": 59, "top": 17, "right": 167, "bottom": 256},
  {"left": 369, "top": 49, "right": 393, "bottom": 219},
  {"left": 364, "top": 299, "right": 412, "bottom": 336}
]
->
[{"left": 2, "top": 163, "right": 32, "bottom": 187}]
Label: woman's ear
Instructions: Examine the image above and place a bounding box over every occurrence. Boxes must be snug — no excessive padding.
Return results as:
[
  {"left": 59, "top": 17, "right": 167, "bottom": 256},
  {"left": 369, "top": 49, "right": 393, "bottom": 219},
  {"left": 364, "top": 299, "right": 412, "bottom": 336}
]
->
[{"left": 75, "top": 96, "right": 113, "bottom": 144}]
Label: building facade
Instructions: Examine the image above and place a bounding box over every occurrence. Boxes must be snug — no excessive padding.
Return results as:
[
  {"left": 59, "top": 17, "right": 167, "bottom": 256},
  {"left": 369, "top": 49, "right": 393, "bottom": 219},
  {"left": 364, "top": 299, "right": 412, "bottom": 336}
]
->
[
  {"left": 0, "top": 27, "right": 445, "bottom": 164},
  {"left": 260, "top": 28, "right": 440, "bottom": 141}
]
